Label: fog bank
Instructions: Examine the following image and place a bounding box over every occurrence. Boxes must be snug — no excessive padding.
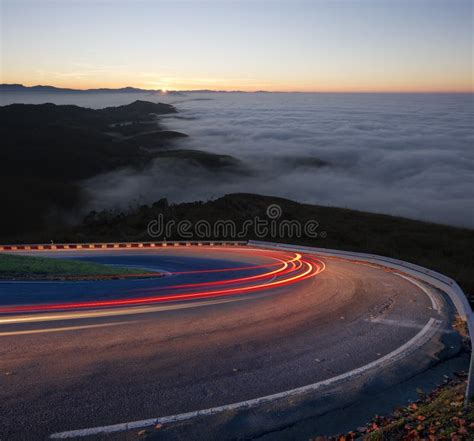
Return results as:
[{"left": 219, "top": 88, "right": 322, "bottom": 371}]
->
[{"left": 3, "top": 91, "right": 472, "bottom": 227}]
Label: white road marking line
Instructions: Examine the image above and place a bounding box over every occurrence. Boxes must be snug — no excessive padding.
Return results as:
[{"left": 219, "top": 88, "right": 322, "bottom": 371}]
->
[
  {"left": 0, "top": 321, "right": 136, "bottom": 337},
  {"left": 367, "top": 317, "right": 453, "bottom": 333},
  {"left": 368, "top": 318, "right": 426, "bottom": 329},
  {"left": 0, "top": 296, "right": 250, "bottom": 325},
  {"left": 395, "top": 273, "right": 440, "bottom": 311},
  {"left": 49, "top": 318, "right": 441, "bottom": 439}
]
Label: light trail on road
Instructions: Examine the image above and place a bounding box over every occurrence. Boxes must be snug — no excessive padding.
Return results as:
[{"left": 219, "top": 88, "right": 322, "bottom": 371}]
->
[
  {"left": 0, "top": 248, "right": 325, "bottom": 314},
  {"left": 0, "top": 244, "right": 456, "bottom": 441}
]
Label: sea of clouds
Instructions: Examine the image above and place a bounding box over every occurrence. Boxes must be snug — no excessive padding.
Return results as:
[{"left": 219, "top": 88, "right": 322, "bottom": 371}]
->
[{"left": 2, "top": 91, "right": 473, "bottom": 227}]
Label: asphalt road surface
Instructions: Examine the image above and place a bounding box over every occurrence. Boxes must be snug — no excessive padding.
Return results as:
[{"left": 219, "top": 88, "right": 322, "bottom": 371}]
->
[{"left": 0, "top": 245, "right": 462, "bottom": 440}]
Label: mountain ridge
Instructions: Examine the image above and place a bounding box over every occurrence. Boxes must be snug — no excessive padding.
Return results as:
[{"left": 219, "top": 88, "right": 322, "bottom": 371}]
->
[
  {"left": 0, "top": 83, "right": 161, "bottom": 93},
  {"left": 0, "top": 83, "right": 256, "bottom": 94}
]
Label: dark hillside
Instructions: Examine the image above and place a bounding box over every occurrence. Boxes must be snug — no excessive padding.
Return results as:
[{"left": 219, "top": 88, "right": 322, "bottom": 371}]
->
[{"left": 0, "top": 101, "right": 179, "bottom": 234}]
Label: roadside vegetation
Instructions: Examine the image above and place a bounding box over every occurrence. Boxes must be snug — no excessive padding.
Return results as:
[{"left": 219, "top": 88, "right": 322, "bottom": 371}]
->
[
  {"left": 315, "top": 373, "right": 473, "bottom": 441},
  {"left": 0, "top": 252, "right": 156, "bottom": 280}
]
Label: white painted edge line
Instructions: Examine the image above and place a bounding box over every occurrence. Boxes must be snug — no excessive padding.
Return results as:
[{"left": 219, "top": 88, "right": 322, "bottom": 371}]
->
[
  {"left": 395, "top": 273, "right": 441, "bottom": 312},
  {"left": 366, "top": 317, "right": 454, "bottom": 334},
  {"left": 49, "top": 317, "right": 441, "bottom": 439}
]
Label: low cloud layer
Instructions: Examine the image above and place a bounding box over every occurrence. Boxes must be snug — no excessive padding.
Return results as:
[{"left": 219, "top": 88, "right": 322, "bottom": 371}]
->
[
  {"left": 4, "top": 91, "right": 471, "bottom": 228},
  {"left": 84, "top": 92, "right": 473, "bottom": 228}
]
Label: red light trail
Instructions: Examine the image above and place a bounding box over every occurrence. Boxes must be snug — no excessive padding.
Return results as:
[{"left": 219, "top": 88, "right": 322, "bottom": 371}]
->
[{"left": 0, "top": 248, "right": 325, "bottom": 314}]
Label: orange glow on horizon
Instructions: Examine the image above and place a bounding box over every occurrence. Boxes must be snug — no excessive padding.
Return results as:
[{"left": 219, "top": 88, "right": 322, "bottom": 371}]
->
[
  {"left": 3, "top": 73, "right": 472, "bottom": 94},
  {"left": 6, "top": 79, "right": 472, "bottom": 94}
]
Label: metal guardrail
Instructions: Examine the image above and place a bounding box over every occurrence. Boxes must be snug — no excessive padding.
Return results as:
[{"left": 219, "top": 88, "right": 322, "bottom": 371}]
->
[
  {"left": 0, "top": 241, "right": 247, "bottom": 251},
  {"left": 248, "top": 240, "right": 474, "bottom": 404}
]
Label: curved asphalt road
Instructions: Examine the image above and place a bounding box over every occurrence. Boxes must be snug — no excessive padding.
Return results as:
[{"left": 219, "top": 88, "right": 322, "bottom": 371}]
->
[{"left": 0, "top": 246, "right": 459, "bottom": 440}]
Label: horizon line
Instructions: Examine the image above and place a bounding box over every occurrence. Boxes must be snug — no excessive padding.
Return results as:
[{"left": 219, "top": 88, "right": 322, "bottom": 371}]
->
[{"left": 1, "top": 83, "right": 473, "bottom": 94}]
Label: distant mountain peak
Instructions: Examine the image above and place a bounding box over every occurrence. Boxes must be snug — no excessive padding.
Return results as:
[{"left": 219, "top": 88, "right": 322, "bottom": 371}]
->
[{"left": 0, "top": 83, "right": 161, "bottom": 93}]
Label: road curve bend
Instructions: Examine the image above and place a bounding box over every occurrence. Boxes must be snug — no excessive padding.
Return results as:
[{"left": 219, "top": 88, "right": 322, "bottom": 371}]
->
[{"left": 0, "top": 245, "right": 462, "bottom": 440}]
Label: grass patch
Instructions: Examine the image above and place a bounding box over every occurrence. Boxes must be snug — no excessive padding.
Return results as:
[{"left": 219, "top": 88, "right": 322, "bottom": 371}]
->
[{"left": 0, "top": 253, "right": 156, "bottom": 280}]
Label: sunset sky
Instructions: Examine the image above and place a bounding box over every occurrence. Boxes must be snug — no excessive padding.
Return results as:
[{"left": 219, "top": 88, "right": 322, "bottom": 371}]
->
[{"left": 1, "top": 0, "right": 472, "bottom": 92}]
